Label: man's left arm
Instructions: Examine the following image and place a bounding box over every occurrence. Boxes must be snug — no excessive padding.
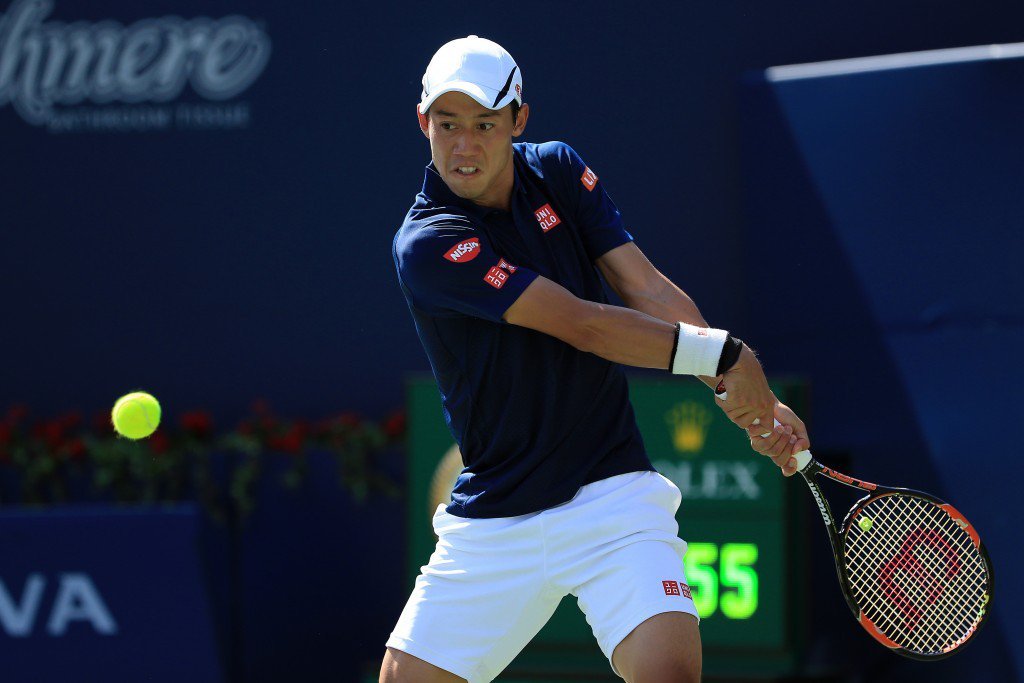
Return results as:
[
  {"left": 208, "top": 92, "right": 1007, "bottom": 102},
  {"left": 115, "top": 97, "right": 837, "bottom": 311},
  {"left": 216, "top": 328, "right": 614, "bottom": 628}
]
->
[{"left": 596, "top": 242, "right": 809, "bottom": 474}]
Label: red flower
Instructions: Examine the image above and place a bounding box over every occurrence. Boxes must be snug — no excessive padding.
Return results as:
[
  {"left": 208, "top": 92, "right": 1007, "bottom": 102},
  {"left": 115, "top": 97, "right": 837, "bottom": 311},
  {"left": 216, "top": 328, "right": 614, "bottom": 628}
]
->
[
  {"left": 5, "top": 404, "right": 28, "bottom": 425},
  {"left": 64, "top": 438, "right": 86, "bottom": 461},
  {"left": 382, "top": 410, "right": 406, "bottom": 439},
  {"left": 42, "top": 420, "right": 65, "bottom": 449},
  {"left": 149, "top": 431, "right": 170, "bottom": 454},
  {"left": 180, "top": 411, "right": 213, "bottom": 438},
  {"left": 59, "top": 412, "right": 82, "bottom": 431},
  {"left": 269, "top": 423, "right": 307, "bottom": 454},
  {"left": 336, "top": 412, "right": 362, "bottom": 428},
  {"left": 93, "top": 411, "right": 113, "bottom": 435}
]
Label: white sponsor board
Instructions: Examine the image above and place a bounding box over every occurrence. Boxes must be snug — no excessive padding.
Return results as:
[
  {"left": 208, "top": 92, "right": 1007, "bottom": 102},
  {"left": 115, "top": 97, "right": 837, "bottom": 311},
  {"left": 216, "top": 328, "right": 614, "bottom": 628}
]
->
[
  {"left": 0, "top": 573, "right": 117, "bottom": 637},
  {"left": 0, "top": 0, "right": 271, "bottom": 132}
]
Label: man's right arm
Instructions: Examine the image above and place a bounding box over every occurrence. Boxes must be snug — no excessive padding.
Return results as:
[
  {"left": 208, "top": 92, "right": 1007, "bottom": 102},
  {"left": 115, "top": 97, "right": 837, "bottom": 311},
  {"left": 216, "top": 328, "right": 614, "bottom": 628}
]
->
[{"left": 502, "top": 275, "right": 678, "bottom": 370}]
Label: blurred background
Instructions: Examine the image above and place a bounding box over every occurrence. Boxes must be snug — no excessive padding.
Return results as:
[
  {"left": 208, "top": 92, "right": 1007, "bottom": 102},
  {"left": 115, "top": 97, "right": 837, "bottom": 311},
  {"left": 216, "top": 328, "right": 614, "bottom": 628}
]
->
[{"left": 1, "top": 0, "right": 1021, "bottom": 681}]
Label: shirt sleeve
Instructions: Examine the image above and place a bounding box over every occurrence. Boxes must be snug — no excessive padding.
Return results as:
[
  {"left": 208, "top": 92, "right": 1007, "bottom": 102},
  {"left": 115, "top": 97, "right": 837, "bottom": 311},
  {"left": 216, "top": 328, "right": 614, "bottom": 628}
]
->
[
  {"left": 542, "top": 142, "right": 634, "bottom": 261},
  {"left": 394, "top": 219, "right": 540, "bottom": 322}
]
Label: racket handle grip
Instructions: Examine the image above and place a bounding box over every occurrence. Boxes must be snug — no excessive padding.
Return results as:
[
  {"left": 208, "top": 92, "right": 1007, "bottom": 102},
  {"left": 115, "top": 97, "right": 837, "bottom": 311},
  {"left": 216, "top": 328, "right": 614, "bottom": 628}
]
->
[
  {"left": 715, "top": 385, "right": 814, "bottom": 470},
  {"left": 792, "top": 449, "right": 812, "bottom": 470},
  {"left": 769, "top": 418, "right": 813, "bottom": 470}
]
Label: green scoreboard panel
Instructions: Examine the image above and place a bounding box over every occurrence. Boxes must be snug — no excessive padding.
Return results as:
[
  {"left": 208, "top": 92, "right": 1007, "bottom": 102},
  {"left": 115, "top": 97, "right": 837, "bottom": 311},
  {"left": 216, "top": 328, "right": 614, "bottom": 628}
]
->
[{"left": 406, "top": 377, "right": 807, "bottom": 680}]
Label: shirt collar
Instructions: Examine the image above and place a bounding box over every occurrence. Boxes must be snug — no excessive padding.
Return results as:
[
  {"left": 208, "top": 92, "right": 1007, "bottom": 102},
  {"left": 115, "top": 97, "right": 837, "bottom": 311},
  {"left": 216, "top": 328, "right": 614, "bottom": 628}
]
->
[{"left": 420, "top": 153, "right": 527, "bottom": 220}]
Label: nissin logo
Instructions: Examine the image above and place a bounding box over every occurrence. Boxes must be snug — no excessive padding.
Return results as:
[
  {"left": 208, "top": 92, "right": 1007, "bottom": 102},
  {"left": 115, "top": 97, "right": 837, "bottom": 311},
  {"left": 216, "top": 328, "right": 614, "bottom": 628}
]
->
[
  {"left": 0, "top": 573, "right": 117, "bottom": 637},
  {"left": 444, "top": 239, "right": 481, "bottom": 262},
  {"left": 0, "top": 0, "right": 271, "bottom": 132}
]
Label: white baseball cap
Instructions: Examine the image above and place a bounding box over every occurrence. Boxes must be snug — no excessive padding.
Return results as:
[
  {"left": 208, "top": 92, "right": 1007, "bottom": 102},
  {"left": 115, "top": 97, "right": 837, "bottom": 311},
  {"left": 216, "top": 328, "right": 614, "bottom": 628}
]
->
[{"left": 420, "top": 35, "right": 523, "bottom": 113}]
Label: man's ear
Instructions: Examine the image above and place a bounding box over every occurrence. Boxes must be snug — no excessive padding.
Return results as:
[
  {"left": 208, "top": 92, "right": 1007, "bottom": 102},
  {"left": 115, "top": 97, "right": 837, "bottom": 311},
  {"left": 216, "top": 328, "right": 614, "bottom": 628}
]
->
[
  {"left": 512, "top": 102, "right": 529, "bottom": 138},
  {"left": 417, "top": 104, "right": 429, "bottom": 138}
]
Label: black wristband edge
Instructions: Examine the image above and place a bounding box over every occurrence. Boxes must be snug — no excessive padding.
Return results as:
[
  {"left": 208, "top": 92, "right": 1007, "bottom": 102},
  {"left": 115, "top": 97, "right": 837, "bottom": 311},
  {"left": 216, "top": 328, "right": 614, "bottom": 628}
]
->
[
  {"left": 669, "top": 322, "right": 681, "bottom": 371},
  {"left": 716, "top": 334, "right": 743, "bottom": 376}
]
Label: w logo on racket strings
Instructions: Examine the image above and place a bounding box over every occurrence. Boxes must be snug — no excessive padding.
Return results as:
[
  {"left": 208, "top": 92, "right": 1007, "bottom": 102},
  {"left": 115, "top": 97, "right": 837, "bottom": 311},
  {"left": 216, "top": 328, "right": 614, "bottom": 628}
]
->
[{"left": 879, "top": 528, "right": 961, "bottom": 632}]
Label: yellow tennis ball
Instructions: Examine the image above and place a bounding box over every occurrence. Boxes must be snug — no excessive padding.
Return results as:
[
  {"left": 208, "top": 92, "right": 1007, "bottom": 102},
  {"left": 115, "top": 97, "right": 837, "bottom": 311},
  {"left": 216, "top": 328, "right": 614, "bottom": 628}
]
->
[
  {"left": 858, "top": 516, "right": 873, "bottom": 532},
  {"left": 111, "top": 392, "right": 161, "bottom": 439}
]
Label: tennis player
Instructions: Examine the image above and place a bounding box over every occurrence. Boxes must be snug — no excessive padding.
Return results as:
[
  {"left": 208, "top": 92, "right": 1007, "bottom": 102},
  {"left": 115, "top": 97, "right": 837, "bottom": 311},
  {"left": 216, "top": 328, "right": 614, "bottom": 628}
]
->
[{"left": 383, "top": 36, "right": 810, "bottom": 683}]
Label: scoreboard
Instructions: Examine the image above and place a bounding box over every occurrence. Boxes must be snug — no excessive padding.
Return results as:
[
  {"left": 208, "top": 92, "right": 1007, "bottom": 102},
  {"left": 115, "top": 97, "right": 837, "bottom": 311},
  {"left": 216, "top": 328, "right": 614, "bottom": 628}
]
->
[{"left": 405, "top": 378, "right": 806, "bottom": 679}]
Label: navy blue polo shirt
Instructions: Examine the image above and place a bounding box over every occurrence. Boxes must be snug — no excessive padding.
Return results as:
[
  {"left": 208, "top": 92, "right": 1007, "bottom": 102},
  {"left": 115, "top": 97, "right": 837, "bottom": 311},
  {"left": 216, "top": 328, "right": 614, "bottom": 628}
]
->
[{"left": 393, "top": 141, "right": 652, "bottom": 518}]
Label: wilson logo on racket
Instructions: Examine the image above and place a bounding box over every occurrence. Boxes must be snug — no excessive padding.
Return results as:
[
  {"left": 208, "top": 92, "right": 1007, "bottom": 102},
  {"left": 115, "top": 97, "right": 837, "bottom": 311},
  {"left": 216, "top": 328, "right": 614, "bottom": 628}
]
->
[
  {"left": 444, "top": 239, "right": 481, "bottom": 263},
  {"left": 878, "top": 528, "right": 961, "bottom": 633}
]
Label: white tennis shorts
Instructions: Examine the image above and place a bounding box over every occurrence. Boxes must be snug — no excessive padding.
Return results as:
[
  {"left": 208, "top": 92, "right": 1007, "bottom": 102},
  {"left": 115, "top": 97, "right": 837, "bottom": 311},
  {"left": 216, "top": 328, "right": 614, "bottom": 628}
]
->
[{"left": 386, "top": 471, "right": 698, "bottom": 682}]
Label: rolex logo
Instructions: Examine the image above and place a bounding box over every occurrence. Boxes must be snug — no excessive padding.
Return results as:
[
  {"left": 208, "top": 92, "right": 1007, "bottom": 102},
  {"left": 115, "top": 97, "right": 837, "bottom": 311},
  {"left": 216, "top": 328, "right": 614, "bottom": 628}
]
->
[{"left": 665, "top": 402, "right": 712, "bottom": 453}]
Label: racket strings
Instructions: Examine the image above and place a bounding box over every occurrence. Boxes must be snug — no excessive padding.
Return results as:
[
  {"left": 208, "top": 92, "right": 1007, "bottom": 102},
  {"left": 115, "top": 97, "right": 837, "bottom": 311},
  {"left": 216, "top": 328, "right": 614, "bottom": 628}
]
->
[
  {"left": 843, "top": 494, "right": 989, "bottom": 655},
  {"left": 848, "top": 498, "right": 987, "bottom": 652},
  {"left": 846, "top": 502, "right": 983, "bottom": 652}
]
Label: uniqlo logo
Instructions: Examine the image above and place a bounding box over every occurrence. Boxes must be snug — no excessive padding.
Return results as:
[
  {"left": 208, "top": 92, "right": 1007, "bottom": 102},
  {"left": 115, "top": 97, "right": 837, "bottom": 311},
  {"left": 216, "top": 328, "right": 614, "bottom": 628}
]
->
[
  {"left": 484, "top": 266, "right": 509, "bottom": 289},
  {"left": 497, "top": 258, "right": 517, "bottom": 273},
  {"left": 662, "top": 580, "right": 681, "bottom": 596},
  {"left": 581, "top": 167, "right": 598, "bottom": 191},
  {"left": 534, "top": 203, "right": 561, "bottom": 233},
  {"left": 679, "top": 582, "right": 692, "bottom": 599}
]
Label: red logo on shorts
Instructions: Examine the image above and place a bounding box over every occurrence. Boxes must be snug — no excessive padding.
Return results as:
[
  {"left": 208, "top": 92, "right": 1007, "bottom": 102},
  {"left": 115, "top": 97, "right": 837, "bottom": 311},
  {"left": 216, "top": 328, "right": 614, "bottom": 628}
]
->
[
  {"left": 581, "top": 167, "right": 598, "bottom": 191},
  {"left": 534, "top": 204, "right": 561, "bottom": 233},
  {"left": 663, "top": 580, "right": 692, "bottom": 598},
  {"left": 444, "top": 239, "right": 481, "bottom": 263}
]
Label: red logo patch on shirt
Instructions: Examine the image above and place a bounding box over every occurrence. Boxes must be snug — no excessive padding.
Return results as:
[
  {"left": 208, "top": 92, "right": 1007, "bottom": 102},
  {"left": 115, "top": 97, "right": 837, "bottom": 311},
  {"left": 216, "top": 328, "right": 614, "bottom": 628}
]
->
[
  {"left": 581, "top": 167, "right": 598, "bottom": 191},
  {"left": 534, "top": 204, "right": 561, "bottom": 233},
  {"left": 663, "top": 580, "right": 681, "bottom": 596},
  {"left": 483, "top": 265, "right": 510, "bottom": 289},
  {"left": 497, "top": 258, "right": 517, "bottom": 273},
  {"left": 444, "top": 238, "right": 481, "bottom": 263},
  {"left": 679, "top": 582, "right": 692, "bottom": 599}
]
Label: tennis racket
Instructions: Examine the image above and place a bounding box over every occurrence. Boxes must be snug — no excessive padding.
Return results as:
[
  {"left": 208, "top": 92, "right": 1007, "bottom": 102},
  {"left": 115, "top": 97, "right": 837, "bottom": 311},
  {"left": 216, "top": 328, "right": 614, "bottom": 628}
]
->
[
  {"left": 789, "top": 443, "right": 994, "bottom": 659},
  {"left": 716, "top": 388, "right": 993, "bottom": 658}
]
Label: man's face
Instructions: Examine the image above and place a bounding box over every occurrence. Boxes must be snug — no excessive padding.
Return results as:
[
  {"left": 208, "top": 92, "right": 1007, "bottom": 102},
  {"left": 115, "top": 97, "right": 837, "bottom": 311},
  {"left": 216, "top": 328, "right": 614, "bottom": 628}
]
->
[{"left": 418, "top": 91, "right": 528, "bottom": 210}]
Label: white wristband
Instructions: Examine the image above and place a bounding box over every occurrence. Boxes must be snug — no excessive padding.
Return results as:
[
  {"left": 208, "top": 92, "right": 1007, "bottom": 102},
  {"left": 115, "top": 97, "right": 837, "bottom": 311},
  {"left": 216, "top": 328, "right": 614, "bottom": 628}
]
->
[{"left": 670, "top": 323, "right": 729, "bottom": 376}]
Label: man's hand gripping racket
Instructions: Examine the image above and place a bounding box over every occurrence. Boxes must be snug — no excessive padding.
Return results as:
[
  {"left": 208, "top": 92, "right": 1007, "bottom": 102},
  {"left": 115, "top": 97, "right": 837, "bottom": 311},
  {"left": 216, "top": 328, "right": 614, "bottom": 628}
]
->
[{"left": 717, "top": 388, "right": 994, "bottom": 659}]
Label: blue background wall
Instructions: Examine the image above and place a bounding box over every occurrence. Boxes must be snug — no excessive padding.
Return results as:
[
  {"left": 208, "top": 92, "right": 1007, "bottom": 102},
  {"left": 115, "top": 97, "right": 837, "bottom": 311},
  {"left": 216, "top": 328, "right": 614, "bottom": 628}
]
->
[
  {"left": 5, "top": 0, "right": 1024, "bottom": 419},
  {"left": 3, "top": 0, "right": 1023, "bottom": 681},
  {"left": 741, "top": 50, "right": 1024, "bottom": 682}
]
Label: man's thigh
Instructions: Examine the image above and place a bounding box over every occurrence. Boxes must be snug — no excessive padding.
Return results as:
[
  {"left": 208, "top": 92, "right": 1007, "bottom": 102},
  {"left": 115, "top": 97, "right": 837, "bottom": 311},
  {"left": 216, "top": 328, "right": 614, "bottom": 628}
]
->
[
  {"left": 611, "top": 612, "right": 701, "bottom": 683},
  {"left": 385, "top": 507, "right": 561, "bottom": 682},
  {"left": 380, "top": 647, "right": 466, "bottom": 683}
]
